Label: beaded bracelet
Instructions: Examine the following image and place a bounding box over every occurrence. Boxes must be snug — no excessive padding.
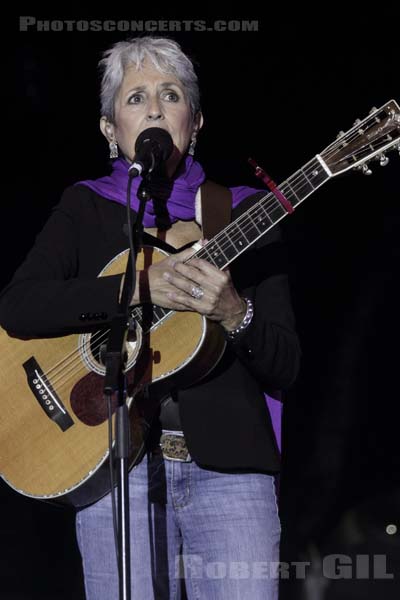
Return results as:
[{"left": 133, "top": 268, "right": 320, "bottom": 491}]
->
[{"left": 226, "top": 297, "right": 254, "bottom": 340}]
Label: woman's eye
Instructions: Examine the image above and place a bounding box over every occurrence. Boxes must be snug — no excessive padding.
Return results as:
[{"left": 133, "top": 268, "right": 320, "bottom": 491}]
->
[
  {"left": 128, "top": 94, "right": 143, "bottom": 104},
  {"left": 164, "top": 91, "right": 179, "bottom": 102}
]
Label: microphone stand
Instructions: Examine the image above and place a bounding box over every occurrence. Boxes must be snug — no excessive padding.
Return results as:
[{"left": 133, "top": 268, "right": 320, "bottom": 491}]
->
[{"left": 102, "top": 170, "right": 152, "bottom": 600}]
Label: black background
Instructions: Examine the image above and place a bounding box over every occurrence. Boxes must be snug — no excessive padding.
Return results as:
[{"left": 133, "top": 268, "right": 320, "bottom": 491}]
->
[{"left": 2, "top": 9, "right": 400, "bottom": 599}]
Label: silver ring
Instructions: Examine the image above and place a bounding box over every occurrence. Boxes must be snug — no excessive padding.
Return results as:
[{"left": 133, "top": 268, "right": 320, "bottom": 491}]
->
[{"left": 190, "top": 286, "right": 204, "bottom": 299}]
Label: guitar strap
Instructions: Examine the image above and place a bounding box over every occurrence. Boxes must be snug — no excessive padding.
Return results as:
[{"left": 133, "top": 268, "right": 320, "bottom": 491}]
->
[
  {"left": 158, "top": 181, "right": 232, "bottom": 433},
  {"left": 199, "top": 180, "right": 232, "bottom": 239}
]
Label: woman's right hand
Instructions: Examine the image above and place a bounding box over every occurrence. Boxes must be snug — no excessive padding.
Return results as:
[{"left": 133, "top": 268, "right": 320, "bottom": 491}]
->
[{"left": 130, "top": 246, "right": 198, "bottom": 309}]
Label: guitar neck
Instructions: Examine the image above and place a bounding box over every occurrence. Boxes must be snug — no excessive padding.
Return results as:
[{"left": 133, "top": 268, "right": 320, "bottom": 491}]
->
[
  {"left": 190, "top": 98, "right": 400, "bottom": 270},
  {"left": 132, "top": 155, "right": 331, "bottom": 333},
  {"left": 125, "top": 100, "right": 400, "bottom": 332},
  {"left": 191, "top": 155, "right": 331, "bottom": 270}
]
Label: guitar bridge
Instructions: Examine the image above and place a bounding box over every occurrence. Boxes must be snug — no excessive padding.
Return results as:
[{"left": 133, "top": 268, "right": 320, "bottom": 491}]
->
[{"left": 23, "top": 357, "right": 74, "bottom": 432}]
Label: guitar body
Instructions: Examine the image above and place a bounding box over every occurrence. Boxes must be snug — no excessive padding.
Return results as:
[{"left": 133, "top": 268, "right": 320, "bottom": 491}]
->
[{"left": 0, "top": 245, "right": 226, "bottom": 506}]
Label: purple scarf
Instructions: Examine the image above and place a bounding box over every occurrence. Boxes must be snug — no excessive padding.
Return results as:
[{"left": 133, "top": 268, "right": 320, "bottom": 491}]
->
[
  {"left": 78, "top": 156, "right": 259, "bottom": 228},
  {"left": 78, "top": 156, "right": 282, "bottom": 454}
]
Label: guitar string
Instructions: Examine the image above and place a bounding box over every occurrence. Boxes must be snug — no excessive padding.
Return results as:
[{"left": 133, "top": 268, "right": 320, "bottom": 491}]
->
[
  {"left": 40, "top": 137, "right": 384, "bottom": 392},
  {"left": 322, "top": 104, "right": 398, "bottom": 154},
  {"left": 43, "top": 200, "right": 289, "bottom": 391},
  {"left": 41, "top": 167, "right": 312, "bottom": 384},
  {"left": 321, "top": 110, "right": 398, "bottom": 160},
  {"left": 49, "top": 113, "right": 396, "bottom": 386},
  {"left": 39, "top": 143, "right": 374, "bottom": 390},
  {"left": 43, "top": 181, "right": 315, "bottom": 392},
  {"left": 275, "top": 107, "right": 395, "bottom": 168},
  {"left": 42, "top": 134, "right": 396, "bottom": 389}
]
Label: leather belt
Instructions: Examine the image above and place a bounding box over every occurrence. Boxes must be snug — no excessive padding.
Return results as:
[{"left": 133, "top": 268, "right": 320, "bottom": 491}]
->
[{"left": 159, "top": 431, "right": 191, "bottom": 462}]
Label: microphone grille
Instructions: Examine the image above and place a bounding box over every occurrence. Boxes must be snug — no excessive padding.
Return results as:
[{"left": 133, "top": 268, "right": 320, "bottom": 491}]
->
[{"left": 135, "top": 127, "right": 173, "bottom": 160}]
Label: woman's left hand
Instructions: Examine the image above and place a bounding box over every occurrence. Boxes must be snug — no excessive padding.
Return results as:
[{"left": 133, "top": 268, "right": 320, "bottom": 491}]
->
[{"left": 163, "top": 257, "right": 247, "bottom": 332}]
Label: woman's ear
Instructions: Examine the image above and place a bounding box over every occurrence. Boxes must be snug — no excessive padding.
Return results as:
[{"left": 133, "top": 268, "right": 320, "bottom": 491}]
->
[
  {"left": 100, "top": 116, "right": 116, "bottom": 143},
  {"left": 193, "top": 111, "right": 204, "bottom": 136}
]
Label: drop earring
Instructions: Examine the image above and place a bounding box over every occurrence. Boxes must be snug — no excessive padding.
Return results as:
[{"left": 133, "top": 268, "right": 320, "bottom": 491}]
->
[
  {"left": 188, "top": 137, "right": 197, "bottom": 156},
  {"left": 109, "top": 141, "right": 118, "bottom": 159}
]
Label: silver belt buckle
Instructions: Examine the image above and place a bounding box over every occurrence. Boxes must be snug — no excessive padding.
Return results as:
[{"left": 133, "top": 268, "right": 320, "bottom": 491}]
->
[{"left": 160, "top": 431, "right": 191, "bottom": 462}]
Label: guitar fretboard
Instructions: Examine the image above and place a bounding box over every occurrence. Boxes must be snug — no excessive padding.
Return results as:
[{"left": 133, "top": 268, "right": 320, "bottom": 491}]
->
[
  {"left": 132, "top": 155, "right": 331, "bottom": 332},
  {"left": 193, "top": 155, "right": 329, "bottom": 269}
]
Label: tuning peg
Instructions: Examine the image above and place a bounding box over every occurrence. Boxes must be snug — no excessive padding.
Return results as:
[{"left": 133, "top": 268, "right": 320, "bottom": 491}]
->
[
  {"left": 360, "top": 163, "right": 373, "bottom": 176},
  {"left": 353, "top": 118, "right": 361, "bottom": 126},
  {"left": 336, "top": 130, "right": 345, "bottom": 139},
  {"left": 369, "top": 106, "right": 378, "bottom": 114},
  {"left": 378, "top": 153, "right": 389, "bottom": 166}
]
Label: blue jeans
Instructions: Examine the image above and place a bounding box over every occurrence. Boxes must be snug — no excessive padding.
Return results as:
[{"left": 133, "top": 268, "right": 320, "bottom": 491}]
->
[{"left": 76, "top": 448, "right": 281, "bottom": 599}]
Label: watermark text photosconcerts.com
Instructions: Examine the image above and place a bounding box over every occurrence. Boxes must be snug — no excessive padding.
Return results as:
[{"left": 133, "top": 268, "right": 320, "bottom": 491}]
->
[{"left": 19, "top": 17, "right": 259, "bottom": 33}]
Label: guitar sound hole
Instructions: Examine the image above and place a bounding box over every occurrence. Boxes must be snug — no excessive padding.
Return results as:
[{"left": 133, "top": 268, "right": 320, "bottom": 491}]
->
[
  {"left": 78, "top": 327, "right": 142, "bottom": 376},
  {"left": 90, "top": 335, "right": 106, "bottom": 367}
]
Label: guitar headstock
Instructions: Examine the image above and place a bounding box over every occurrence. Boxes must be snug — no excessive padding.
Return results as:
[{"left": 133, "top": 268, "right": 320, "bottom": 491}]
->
[{"left": 320, "top": 99, "right": 400, "bottom": 176}]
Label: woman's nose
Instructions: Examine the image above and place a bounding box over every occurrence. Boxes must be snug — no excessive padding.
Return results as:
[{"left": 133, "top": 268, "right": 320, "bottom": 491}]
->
[{"left": 146, "top": 97, "right": 163, "bottom": 121}]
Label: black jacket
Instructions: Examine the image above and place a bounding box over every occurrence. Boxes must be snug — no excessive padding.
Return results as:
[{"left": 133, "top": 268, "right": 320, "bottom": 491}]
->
[{"left": 0, "top": 184, "right": 301, "bottom": 472}]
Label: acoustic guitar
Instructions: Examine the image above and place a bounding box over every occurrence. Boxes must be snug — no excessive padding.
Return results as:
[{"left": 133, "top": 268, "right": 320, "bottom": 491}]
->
[{"left": 0, "top": 100, "right": 399, "bottom": 506}]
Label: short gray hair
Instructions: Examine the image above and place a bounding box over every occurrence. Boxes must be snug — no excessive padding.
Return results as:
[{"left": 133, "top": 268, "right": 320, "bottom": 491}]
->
[{"left": 99, "top": 36, "right": 201, "bottom": 122}]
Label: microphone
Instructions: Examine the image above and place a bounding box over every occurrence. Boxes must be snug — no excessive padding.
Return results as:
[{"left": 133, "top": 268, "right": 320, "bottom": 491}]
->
[{"left": 128, "top": 127, "right": 174, "bottom": 178}]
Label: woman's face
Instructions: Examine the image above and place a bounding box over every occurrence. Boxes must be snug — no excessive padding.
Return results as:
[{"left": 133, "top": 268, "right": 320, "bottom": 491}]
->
[{"left": 100, "top": 61, "right": 202, "bottom": 175}]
